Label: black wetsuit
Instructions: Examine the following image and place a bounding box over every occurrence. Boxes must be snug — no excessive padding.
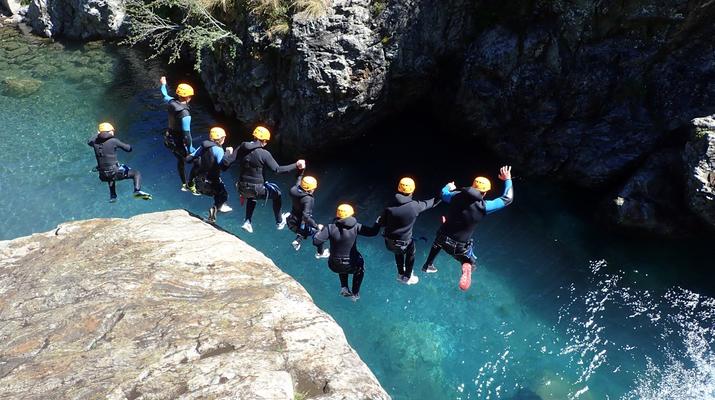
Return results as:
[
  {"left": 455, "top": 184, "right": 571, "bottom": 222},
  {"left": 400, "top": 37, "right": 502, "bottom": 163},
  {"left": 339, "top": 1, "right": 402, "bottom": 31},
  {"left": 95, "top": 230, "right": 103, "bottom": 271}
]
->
[
  {"left": 88, "top": 132, "right": 142, "bottom": 198},
  {"left": 165, "top": 99, "right": 192, "bottom": 185},
  {"left": 234, "top": 140, "right": 297, "bottom": 223},
  {"left": 313, "top": 217, "right": 380, "bottom": 295},
  {"left": 287, "top": 174, "right": 324, "bottom": 252},
  {"left": 423, "top": 187, "right": 486, "bottom": 268},
  {"left": 186, "top": 140, "right": 231, "bottom": 207},
  {"left": 381, "top": 193, "right": 438, "bottom": 278}
]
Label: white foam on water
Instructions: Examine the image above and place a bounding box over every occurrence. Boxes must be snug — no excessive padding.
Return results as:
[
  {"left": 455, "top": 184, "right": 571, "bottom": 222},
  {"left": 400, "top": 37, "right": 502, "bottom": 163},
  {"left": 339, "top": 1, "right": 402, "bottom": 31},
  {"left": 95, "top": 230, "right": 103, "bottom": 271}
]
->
[{"left": 557, "top": 260, "right": 715, "bottom": 400}]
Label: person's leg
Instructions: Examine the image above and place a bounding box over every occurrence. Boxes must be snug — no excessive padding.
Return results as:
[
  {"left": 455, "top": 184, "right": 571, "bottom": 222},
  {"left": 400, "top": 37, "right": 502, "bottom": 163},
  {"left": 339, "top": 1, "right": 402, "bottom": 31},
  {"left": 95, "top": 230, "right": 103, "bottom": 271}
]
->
[
  {"left": 422, "top": 241, "right": 441, "bottom": 272},
  {"left": 245, "top": 198, "right": 257, "bottom": 222},
  {"left": 351, "top": 265, "right": 365, "bottom": 296},
  {"left": 108, "top": 181, "right": 117, "bottom": 200},
  {"left": 266, "top": 187, "right": 283, "bottom": 224},
  {"left": 214, "top": 181, "right": 228, "bottom": 207},
  {"left": 339, "top": 273, "right": 350, "bottom": 293},
  {"left": 395, "top": 253, "right": 405, "bottom": 277},
  {"left": 403, "top": 240, "right": 416, "bottom": 277},
  {"left": 177, "top": 157, "right": 187, "bottom": 185},
  {"left": 126, "top": 168, "right": 141, "bottom": 192}
]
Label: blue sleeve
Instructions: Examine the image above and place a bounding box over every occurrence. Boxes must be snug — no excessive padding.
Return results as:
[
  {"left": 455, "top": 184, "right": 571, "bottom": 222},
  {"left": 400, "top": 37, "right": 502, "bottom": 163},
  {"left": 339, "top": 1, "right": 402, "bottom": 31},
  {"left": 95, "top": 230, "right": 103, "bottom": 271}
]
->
[
  {"left": 485, "top": 179, "right": 513, "bottom": 214},
  {"left": 211, "top": 146, "right": 225, "bottom": 166},
  {"left": 181, "top": 116, "right": 193, "bottom": 152},
  {"left": 441, "top": 185, "right": 456, "bottom": 203},
  {"left": 160, "top": 84, "right": 173, "bottom": 103}
]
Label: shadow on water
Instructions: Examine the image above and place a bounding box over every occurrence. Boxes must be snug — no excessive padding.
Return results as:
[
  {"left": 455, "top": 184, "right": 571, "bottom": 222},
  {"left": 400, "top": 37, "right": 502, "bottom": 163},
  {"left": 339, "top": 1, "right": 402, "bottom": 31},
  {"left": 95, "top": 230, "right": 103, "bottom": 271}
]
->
[{"left": 2, "top": 24, "right": 715, "bottom": 400}]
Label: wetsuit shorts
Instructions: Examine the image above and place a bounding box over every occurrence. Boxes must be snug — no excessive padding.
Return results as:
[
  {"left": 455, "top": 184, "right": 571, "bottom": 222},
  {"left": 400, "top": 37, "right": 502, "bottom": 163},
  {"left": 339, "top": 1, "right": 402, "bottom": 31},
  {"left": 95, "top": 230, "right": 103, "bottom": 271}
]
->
[
  {"left": 98, "top": 164, "right": 131, "bottom": 183},
  {"left": 194, "top": 175, "right": 224, "bottom": 196},
  {"left": 384, "top": 238, "right": 413, "bottom": 255},
  {"left": 435, "top": 232, "right": 476, "bottom": 266},
  {"left": 237, "top": 181, "right": 281, "bottom": 199},
  {"left": 164, "top": 130, "right": 187, "bottom": 157},
  {"left": 328, "top": 254, "right": 365, "bottom": 274},
  {"left": 287, "top": 215, "right": 318, "bottom": 239}
]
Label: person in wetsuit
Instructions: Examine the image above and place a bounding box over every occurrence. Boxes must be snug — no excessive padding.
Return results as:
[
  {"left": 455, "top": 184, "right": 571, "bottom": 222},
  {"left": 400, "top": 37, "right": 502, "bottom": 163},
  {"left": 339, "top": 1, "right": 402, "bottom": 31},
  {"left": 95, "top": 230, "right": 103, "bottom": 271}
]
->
[
  {"left": 313, "top": 204, "right": 381, "bottom": 301},
  {"left": 287, "top": 174, "right": 330, "bottom": 258},
  {"left": 380, "top": 177, "right": 441, "bottom": 285},
  {"left": 159, "top": 76, "right": 197, "bottom": 194},
  {"left": 185, "top": 127, "right": 235, "bottom": 222},
  {"left": 421, "top": 166, "right": 514, "bottom": 291},
  {"left": 88, "top": 122, "right": 152, "bottom": 202},
  {"left": 233, "top": 125, "right": 305, "bottom": 233}
]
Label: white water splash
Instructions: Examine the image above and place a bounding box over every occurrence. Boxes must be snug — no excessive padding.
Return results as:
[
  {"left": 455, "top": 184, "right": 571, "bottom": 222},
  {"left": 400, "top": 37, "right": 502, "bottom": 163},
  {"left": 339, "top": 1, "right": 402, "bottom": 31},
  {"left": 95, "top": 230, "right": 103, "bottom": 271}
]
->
[{"left": 558, "top": 260, "right": 715, "bottom": 400}]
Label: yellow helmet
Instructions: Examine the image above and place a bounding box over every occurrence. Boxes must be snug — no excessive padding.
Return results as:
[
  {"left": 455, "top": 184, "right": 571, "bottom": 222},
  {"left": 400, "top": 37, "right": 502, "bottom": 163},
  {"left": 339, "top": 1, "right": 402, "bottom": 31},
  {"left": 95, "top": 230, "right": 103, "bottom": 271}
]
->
[
  {"left": 176, "top": 83, "right": 194, "bottom": 98},
  {"left": 397, "top": 177, "right": 415, "bottom": 195},
  {"left": 300, "top": 176, "right": 318, "bottom": 191},
  {"left": 209, "top": 127, "right": 226, "bottom": 141},
  {"left": 336, "top": 204, "right": 354, "bottom": 219},
  {"left": 473, "top": 177, "right": 491, "bottom": 192},
  {"left": 253, "top": 126, "right": 271, "bottom": 141},
  {"left": 98, "top": 122, "right": 114, "bottom": 132}
]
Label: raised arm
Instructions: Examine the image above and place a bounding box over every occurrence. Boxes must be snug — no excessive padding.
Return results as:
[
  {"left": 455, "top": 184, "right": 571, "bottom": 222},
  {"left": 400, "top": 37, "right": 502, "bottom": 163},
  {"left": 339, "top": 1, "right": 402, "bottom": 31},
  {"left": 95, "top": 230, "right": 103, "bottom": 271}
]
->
[
  {"left": 159, "top": 76, "right": 173, "bottom": 103},
  {"left": 485, "top": 166, "right": 514, "bottom": 214},
  {"left": 441, "top": 182, "right": 457, "bottom": 203}
]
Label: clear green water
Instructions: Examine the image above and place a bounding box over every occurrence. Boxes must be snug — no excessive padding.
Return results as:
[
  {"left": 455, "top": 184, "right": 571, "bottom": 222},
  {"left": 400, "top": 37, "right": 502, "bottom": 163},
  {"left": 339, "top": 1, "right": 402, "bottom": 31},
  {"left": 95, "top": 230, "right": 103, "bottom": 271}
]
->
[{"left": 1, "top": 26, "right": 714, "bottom": 400}]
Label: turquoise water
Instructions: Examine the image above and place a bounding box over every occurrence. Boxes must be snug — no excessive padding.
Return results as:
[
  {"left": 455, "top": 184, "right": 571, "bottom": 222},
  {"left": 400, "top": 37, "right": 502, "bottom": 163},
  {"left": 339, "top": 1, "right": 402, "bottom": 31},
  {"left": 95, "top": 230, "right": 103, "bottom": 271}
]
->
[{"left": 2, "top": 26, "right": 715, "bottom": 399}]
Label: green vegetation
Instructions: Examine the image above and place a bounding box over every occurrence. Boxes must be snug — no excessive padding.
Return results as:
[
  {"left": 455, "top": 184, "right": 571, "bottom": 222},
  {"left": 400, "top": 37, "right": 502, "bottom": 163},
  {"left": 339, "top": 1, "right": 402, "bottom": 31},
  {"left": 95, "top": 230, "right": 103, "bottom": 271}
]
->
[
  {"left": 293, "top": 391, "right": 309, "bottom": 400},
  {"left": 124, "top": 0, "right": 331, "bottom": 71},
  {"left": 370, "top": 0, "right": 386, "bottom": 18}
]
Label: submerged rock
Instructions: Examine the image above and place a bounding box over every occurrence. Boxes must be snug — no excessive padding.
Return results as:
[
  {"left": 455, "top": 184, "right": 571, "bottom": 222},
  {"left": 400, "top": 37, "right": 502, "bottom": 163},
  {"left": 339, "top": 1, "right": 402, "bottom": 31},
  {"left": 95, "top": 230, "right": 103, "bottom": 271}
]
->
[
  {"left": 0, "top": 210, "right": 390, "bottom": 400},
  {"left": 1, "top": 76, "right": 42, "bottom": 97},
  {"left": 684, "top": 116, "right": 715, "bottom": 228}
]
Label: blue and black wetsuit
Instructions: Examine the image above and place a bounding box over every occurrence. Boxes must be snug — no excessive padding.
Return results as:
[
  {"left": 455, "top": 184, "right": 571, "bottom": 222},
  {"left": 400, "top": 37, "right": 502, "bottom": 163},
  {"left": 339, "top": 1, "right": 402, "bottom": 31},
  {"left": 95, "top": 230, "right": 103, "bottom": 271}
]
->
[
  {"left": 381, "top": 192, "right": 439, "bottom": 279},
  {"left": 422, "top": 179, "right": 513, "bottom": 270},
  {"left": 88, "top": 132, "right": 142, "bottom": 199},
  {"left": 161, "top": 83, "right": 194, "bottom": 185},
  {"left": 313, "top": 217, "right": 381, "bottom": 296},
  {"left": 287, "top": 173, "right": 324, "bottom": 252},
  {"left": 233, "top": 140, "right": 298, "bottom": 224},
  {"left": 186, "top": 140, "right": 232, "bottom": 207}
]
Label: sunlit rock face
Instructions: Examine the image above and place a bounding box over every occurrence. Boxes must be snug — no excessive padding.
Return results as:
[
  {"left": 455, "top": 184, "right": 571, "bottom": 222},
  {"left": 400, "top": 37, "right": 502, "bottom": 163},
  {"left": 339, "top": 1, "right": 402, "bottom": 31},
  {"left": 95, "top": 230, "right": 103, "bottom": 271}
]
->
[
  {"left": 0, "top": 210, "right": 390, "bottom": 400},
  {"left": 25, "top": 0, "right": 126, "bottom": 39},
  {"left": 685, "top": 115, "right": 715, "bottom": 228}
]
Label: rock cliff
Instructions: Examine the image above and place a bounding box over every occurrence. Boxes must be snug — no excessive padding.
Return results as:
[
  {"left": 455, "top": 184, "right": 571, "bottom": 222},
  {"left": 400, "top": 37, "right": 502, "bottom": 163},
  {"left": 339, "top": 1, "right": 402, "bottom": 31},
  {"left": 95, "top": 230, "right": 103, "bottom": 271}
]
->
[
  {"left": 25, "top": 0, "right": 125, "bottom": 38},
  {"left": 13, "top": 0, "right": 715, "bottom": 231},
  {"left": 0, "top": 210, "right": 390, "bottom": 400}
]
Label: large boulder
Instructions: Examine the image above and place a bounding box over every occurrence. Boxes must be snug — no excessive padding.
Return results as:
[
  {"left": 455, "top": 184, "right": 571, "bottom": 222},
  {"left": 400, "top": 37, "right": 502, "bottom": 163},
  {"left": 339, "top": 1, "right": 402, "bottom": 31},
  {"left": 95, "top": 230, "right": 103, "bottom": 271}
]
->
[
  {"left": 25, "top": 0, "right": 125, "bottom": 39},
  {"left": 0, "top": 210, "right": 390, "bottom": 399},
  {"left": 605, "top": 149, "right": 698, "bottom": 235},
  {"left": 684, "top": 116, "right": 715, "bottom": 228}
]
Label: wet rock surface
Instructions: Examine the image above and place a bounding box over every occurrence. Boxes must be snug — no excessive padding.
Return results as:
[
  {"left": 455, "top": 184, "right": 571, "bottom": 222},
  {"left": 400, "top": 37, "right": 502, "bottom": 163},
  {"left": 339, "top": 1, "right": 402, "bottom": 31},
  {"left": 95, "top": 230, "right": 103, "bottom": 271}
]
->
[
  {"left": 0, "top": 210, "right": 390, "bottom": 400},
  {"left": 25, "top": 0, "right": 125, "bottom": 39},
  {"left": 684, "top": 116, "right": 715, "bottom": 228}
]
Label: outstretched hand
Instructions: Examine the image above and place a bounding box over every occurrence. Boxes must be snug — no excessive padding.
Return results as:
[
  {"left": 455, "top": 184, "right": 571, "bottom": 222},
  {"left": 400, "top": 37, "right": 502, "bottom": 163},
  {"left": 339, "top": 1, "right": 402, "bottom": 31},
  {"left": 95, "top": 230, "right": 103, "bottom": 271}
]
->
[
  {"left": 498, "top": 165, "right": 512, "bottom": 180},
  {"left": 160, "top": 76, "right": 167, "bottom": 85},
  {"left": 225, "top": 147, "right": 233, "bottom": 155},
  {"left": 446, "top": 181, "right": 457, "bottom": 191},
  {"left": 296, "top": 159, "right": 306, "bottom": 169},
  {"left": 317, "top": 224, "right": 324, "bottom": 231}
]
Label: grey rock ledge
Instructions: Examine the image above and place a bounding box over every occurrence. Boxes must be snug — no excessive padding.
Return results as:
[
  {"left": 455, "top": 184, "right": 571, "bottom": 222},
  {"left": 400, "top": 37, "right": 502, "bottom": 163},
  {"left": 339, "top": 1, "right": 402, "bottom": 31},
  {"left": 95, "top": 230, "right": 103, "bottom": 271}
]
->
[{"left": 0, "top": 210, "right": 390, "bottom": 400}]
